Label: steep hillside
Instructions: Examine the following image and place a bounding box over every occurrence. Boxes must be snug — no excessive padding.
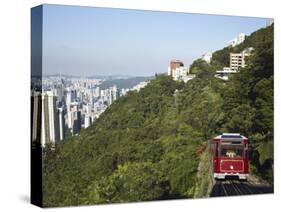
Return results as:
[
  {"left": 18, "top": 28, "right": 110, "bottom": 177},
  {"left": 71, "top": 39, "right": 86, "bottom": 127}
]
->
[
  {"left": 43, "top": 24, "right": 273, "bottom": 207},
  {"left": 221, "top": 25, "right": 274, "bottom": 182},
  {"left": 43, "top": 73, "right": 224, "bottom": 207},
  {"left": 190, "top": 24, "right": 274, "bottom": 71},
  {"left": 190, "top": 24, "right": 274, "bottom": 181}
]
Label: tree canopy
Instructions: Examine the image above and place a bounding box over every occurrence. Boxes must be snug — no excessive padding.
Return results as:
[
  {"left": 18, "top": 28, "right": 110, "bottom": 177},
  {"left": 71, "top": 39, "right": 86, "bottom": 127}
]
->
[{"left": 42, "top": 24, "right": 274, "bottom": 207}]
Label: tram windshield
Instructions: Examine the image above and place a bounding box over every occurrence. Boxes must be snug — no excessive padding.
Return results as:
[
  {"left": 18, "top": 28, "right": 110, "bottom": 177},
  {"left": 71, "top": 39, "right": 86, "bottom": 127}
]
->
[{"left": 220, "top": 144, "right": 243, "bottom": 158}]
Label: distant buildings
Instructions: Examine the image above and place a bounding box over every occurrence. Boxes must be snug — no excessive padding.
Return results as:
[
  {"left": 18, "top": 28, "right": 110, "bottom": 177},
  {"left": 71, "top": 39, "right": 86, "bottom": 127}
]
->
[
  {"left": 172, "top": 66, "right": 189, "bottom": 81},
  {"left": 168, "top": 59, "right": 184, "bottom": 76},
  {"left": 215, "top": 47, "right": 254, "bottom": 81},
  {"left": 109, "top": 85, "right": 119, "bottom": 105},
  {"left": 215, "top": 67, "right": 237, "bottom": 81},
  {"left": 201, "top": 52, "right": 212, "bottom": 63},
  {"left": 227, "top": 33, "right": 246, "bottom": 47},
  {"left": 266, "top": 19, "right": 274, "bottom": 27},
  {"left": 62, "top": 80, "right": 108, "bottom": 136},
  {"left": 33, "top": 75, "right": 151, "bottom": 147},
  {"left": 168, "top": 59, "right": 192, "bottom": 82},
  {"left": 131, "top": 81, "right": 148, "bottom": 92},
  {"left": 84, "top": 115, "right": 91, "bottom": 129},
  {"left": 230, "top": 47, "right": 254, "bottom": 72},
  {"left": 120, "top": 88, "right": 130, "bottom": 96},
  {"left": 215, "top": 32, "right": 253, "bottom": 80}
]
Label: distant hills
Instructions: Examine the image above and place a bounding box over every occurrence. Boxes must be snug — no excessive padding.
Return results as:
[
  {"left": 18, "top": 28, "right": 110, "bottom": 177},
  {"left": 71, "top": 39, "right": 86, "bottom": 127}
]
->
[
  {"left": 43, "top": 74, "right": 155, "bottom": 90},
  {"left": 43, "top": 74, "right": 131, "bottom": 79},
  {"left": 99, "top": 76, "right": 155, "bottom": 89}
]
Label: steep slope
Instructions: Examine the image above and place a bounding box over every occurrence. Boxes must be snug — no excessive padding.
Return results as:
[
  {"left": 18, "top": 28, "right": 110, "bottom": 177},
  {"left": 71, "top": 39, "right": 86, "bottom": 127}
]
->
[
  {"left": 43, "top": 74, "right": 224, "bottom": 207},
  {"left": 43, "top": 24, "right": 273, "bottom": 207},
  {"left": 190, "top": 24, "right": 274, "bottom": 72},
  {"left": 190, "top": 24, "right": 274, "bottom": 182},
  {"left": 221, "top": 25, "right": 274, "bottom": 182}
]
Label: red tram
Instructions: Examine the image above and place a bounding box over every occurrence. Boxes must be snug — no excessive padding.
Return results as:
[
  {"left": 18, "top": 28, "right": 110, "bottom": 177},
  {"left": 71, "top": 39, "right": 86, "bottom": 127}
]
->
[{"left": 210, "top": 133, "right": 249, "bottom": 180}]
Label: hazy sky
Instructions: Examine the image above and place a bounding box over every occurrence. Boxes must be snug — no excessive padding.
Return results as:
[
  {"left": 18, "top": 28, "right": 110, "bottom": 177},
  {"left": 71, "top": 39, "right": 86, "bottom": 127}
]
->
[{"left": 42, "top": 4, "right": 268, "bottom": 76}]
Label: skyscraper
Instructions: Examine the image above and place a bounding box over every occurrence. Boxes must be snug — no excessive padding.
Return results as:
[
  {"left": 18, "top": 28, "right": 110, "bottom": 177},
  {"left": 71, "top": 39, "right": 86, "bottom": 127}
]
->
[
  {"left": 112, "top": 85, "right": 118, "bottom": 102},
  {"left": 84, "top": 115, "right": 91, "bottom": 129},
  {"left": 66, "top": 90, "right": 75, "bottom": 109},
  {"left": 41, "top": 91, "right": 59, "bottom": 146},
  {"left": 31, "top": 91, "right": 42, "bottom": 144},
  {"left": 72, "top": 110, "right": 82, "bottom": 135},
  {"left": 58, "top": 107, "right": 65, "bottom": 141}
]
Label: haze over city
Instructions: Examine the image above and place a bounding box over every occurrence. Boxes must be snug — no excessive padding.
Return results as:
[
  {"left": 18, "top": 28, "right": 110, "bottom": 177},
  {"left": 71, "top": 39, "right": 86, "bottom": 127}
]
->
[{"left": 42, "top": 4, "right": 268, "bottom": 77}]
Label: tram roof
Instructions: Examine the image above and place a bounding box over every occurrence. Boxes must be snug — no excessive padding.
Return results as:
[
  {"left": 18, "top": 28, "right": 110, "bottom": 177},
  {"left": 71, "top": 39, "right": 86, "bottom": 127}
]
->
[{"left": 214, "top": 133, "right": 247, "bottom": 140}]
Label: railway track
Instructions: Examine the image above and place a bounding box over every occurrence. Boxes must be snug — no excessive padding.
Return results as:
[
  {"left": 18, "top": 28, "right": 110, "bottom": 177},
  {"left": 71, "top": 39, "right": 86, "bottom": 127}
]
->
[{"left": 210, "top": 177, "right": 273, "bottom": 197}]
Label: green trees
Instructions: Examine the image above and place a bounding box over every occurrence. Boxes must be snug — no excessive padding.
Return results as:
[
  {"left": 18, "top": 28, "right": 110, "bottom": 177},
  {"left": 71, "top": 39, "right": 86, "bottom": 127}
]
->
[
  {"left": 189, "top": 59, "right": 215, "bottom": 75},
  {"left": 42, "top": 25, "right": 274, "bottom": 207},
  {"left": 43, "top": 75, "right": 204, "bottom": 207},
  {"left": 211, "top": 47, "right": 231, "bottom": 68},
  {"left": 220, "top": 25, "right": 274, "bottom": 182},
  {"left": 187, "top": 24, "right": 274, "bottom": 183},
  {"left": 159, "top": 128, "right": 202, "bottom": 197},
  {"left": 253, "top": 77, "right": 273, "bottom": 133},
  {"left": 83, "top": 162, "right": 168, "bottom": 204}
]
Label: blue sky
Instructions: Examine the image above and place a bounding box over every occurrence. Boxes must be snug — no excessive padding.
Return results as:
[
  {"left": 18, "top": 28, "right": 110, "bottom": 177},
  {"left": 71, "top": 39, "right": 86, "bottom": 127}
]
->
[{"left": 42, "top": 4, "right": 268, "bottom": 76}]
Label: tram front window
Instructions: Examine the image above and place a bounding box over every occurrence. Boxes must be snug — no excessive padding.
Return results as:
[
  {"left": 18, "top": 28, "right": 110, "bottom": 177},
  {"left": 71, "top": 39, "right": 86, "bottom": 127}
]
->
[{"left": 220, "top": 145, "right": 243, "bottom": 158}]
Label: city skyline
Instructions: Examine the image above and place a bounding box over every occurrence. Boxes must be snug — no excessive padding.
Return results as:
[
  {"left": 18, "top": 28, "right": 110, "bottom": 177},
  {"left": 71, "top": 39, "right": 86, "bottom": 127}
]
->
[
  {"left": 42, "top": 4, "right": 268, "bottom": 77},
  {"left": 32, "top": 73, "right": 150, "bottom": 146}
]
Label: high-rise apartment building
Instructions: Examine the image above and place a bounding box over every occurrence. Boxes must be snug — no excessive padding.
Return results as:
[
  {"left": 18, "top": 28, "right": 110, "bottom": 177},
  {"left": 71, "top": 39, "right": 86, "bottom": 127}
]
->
[
  {"left": 31, "top": 91, "right": 42, "bottom": 144},
  {"left": 215, "top": 47, "right": 254, "bottom": 81},
  {"left": 230, "top": 47, "right": 253, "bottom": 72},
  {"left": 168, "top": 59, "right": 184, "bottom": 76},
  {"left": 84, "top": 115, "right": 91, "bottom": 128},
  {"left": 168, "top": 59, "right": 190, "bottom": 81},
  {"left": 112, "top": 85, "right": 118, "bottom": 102},
  {"left": 72, "top": 110, "right": 82, "bottom": 135},
  {"left": 58, "top": 107, "right": 65, "bottom": 141},
  {"left": 41, "top": 91, "right": 59, "bottom": 146}
]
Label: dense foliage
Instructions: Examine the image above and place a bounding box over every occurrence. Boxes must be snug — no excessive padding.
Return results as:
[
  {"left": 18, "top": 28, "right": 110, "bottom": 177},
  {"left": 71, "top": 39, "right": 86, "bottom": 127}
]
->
[
  {"left": 43, "top": 24, "right": 273, "bottom": 207},
  {"left": 221, "top": 25, "right": 274, "bottom": 181},
  {"left": 189, "top": 59, "right": 215, "bottom": 75},
  {"left": 43, "top": 74, "right": 215, "bottom": 207}
]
